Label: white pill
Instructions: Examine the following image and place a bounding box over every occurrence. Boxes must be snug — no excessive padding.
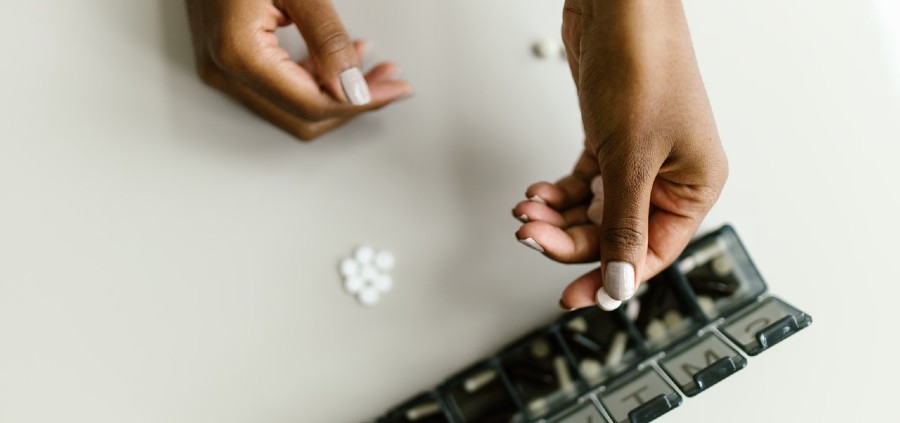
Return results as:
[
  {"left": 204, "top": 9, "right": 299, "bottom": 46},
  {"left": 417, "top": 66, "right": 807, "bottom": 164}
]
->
[
  {"left": 579, "top": 359, "right": 603, "bottom": 379},
  {"left": 663, "top": 310, "right": 684, "bottom": 330},
  {"left": 344, "top": 276, "right": 365, "bottom": 294},
  {"left": 358, "top": 287, "right": 380, "bottom": 306},
  {"left": 698, "top": 295, "right": 716, "bottom": 317},
  {"left": 373, "top": 274, "right": 393, "bottom": 292},
  {"left": 530, "top": 339, "right": 551, "bottom": 359},
  {"left": 354, "top": 245, "right": 375, "bottom": 264},
  {"left": 340, "top": 258, "right": 360, "bottom": 277},
  {"left": 360, "top": 265, "right": 378, "bottom": 282},
  {"left": 625, "top": 299, "right": 641, "bottom": 322},
  {"left": 566, "top": 317, "right": 588, "bottom": 333},
  {"left": 405, "top": 402, "right": 441, "bottom": 421},
  {"left": 645, "top": 319, "right": 668, "bottom": 343},
  {"left": 553, "top": 355, "right": 574, "bottom": 391},
  {"left": 712, "top": 255, "right": 734, "bottom": 276},
  {"left": 531, "top": 39, "right": 558, "bottom": 59},
  {"left": 527, "top": 398, "right": 548, "bottom": 414},
  {"left": 464, "top": 369, "right": 496, "bottom": 393},
  {"left": 374, "top": 250, "right": 395, "bottom": 271},
  {"left": 604, "top": 331, "right": 628, "bottom": 367}
]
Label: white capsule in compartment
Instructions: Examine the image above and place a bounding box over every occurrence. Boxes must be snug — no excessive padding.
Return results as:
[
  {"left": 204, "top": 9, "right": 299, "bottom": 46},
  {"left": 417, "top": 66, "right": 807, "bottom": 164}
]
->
[
  {"left": 405, "top": 402, "right": 441, "bottom": 421},
  {"left": 663, "top": 310, "right": 684, "bottom": 330},
  {"left": 553, "top": 355, "right": 574, "bottom": 391},
  {"left": 712, "top": 255, "right": 734, "bottom": 276},
  {"left": 566, "top": 316, "right": 588, "bottom": 333},
  {"left": 625, "top": 299, "right": 641, "bottom": 322},
  {"left": 530, "top": 339, "right": 551, "bottom": 359},
  {"left": 604, "top": 331, "right": 628, "bottom": 367},
  {"left": 374, "top": 250, "right": 395, "bottom": 271},
  {"left": 645, "top": 319, "right": 668, "bottom": 343},
  {"left": 358, "top": 287, "right": 380, "bottom": 306},
  {"left": 698, "top": 295, "right": 716, "bottom": 317},
  {"left": 464, "top": 369, "right": 496, "bottom": 393},
  {"left": 354, "top": 245, "right": 375, "bottom": 264},
  {"left": 579, "top": 358, "right": 603, "bottom": 379}
]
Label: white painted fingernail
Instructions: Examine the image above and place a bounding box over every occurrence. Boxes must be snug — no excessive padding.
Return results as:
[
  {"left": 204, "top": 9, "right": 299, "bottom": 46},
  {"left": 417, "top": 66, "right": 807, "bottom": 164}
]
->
[
  {"left": 517, "top": 214, "right": 529, "bottom": 223},
  {"left": 605, "top": 261, "right": 636, "bottom": 301},
  {"left": 339, "top": 67, "right": 371, "bottom": 105},
  {"left": 595, "top": 287, "right": 622, "bottom": 311},
  {"left": 518, "top": 237, "right": 545, "bottom": 253},
  {"left": 529, "top": 195, "right": 546, "bottom": 205}
]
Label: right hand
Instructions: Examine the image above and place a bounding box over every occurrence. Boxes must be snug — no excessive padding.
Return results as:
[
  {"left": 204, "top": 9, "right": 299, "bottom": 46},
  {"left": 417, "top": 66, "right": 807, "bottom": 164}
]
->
[{"left": 185, "top": 0, "right": 413, "bottom": 140}]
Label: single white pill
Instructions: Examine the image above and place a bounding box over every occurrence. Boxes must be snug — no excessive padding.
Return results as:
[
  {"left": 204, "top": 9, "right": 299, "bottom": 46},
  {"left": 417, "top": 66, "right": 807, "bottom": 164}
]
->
[
  {"left": 712, "top": 255, "right": 734, "bottom": 276},
  {"left": 625, "top": 299, "right": 641, "bottom": 322},
  {"left": 697, "top": 295, "right": 716, "bottom": 317},
  {"left": 553, "top": 355, "right": 574, "bottom": 391},
  {"left": 579, "top": 358, "right": 603, "bottom": 379},
  {"left": 405, "top": 402, "right": 441, "bottom": 421},
  {"left": 354, "top": 245, "right": 375, "bottom": 264},
  {"left": 530, "top": 339, "right": 551, "bottom": 359},
  {"left": 663, "top": 310, "right": 684, "bottom": 330},
  {"left": 373, "top": 274, "right": 393, "bottom": 292},
  {"left": 344, "top": 276, "right": 365, "bottom": 294},
  {"left": 645, "top": 319, "right": 668, "bottom": 343},
  {"left": 605, "top": 331, "right": 628, "bottom": 367},
  {"left": 340, "top": 258, "right": 360, "bottom": 277},
  {"left": 566, "top": 316, "right": 588, "bottom": 333},
  {"left": 464, "top": 369, "right": 496, "bottom": 393},
  {"left": 531, "top": 39, "right": 558, "bottom": 59},
  {"left": 358, "top": 287, "right": 380, "bottom": 306},
  {"left": 527, "top": 398, "right": 548, "bottom": 414},
  {"left": 374, "top": 250, "right": 395, "bottom": 271}
]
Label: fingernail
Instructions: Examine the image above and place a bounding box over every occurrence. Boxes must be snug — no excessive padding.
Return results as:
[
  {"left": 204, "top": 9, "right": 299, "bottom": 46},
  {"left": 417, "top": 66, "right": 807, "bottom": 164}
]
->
[
  {"left": 529, "top": 195, "right": 546, "bottom": 205},
  {"left": 339, "top": 67, "right": 371, "bottom": 105},
  {"left": 518, "top": 237, "right": 545, "bottom": 253},
  {"left": 517, "top": 214, "right": 529, "bottom": 223},
  {"left": 605, "top": 261, "right": 636, "bottom": 301},
  {"left": 595, "top": 287, "right": 622, "bottom": 311},
  {"left": 590, "top": 175, "right": 604, "bottom": 195}
]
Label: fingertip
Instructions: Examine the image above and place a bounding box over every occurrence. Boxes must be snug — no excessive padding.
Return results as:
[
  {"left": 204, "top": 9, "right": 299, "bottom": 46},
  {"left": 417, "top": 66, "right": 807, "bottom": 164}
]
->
[{"left": 561, "top": 267, "right": 603, "bottom": 310}]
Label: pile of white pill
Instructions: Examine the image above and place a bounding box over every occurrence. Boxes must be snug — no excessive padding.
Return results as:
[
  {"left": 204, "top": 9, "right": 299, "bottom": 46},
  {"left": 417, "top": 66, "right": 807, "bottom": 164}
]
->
[{"left": 340, "top": 245, "right": 395, "bottom": 306}]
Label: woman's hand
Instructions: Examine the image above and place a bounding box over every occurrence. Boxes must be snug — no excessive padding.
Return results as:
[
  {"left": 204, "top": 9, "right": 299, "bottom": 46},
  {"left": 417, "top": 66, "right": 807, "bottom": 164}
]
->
[
  {"left": 514, "top": 0, "right": 728, "bottom": 311},
  {"left": 185, "top": 0, "right": 412, "bottom": 140}
]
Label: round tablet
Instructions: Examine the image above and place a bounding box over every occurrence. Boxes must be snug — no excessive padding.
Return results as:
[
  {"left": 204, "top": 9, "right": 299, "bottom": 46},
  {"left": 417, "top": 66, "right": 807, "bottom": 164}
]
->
[
  {"left": 354, "top": 246, "right": 375, "bottom": 264},
  {"left": 358, "top": 288, "right": 380, "bottom": 306},
  {"left": 374, "top": 250, "right": 395, "bottom": 271}
]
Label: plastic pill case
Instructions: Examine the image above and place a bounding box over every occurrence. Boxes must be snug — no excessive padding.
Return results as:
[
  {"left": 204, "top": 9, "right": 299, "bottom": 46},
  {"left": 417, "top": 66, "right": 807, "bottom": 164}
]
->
[{"left": 374, "top": 225, "right": 812, "bottom": 423}]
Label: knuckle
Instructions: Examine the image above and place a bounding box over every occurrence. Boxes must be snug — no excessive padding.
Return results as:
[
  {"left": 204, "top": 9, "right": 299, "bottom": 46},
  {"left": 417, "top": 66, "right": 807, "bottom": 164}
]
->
[
  {"left": 602, "top": 224, "right": 646, "bottom": 250},
  {"left": 208, "top": 36, "right": 249, "bottom": 74},
  {"left": 315, "top": 30, "right": 353, "bottom": 59}
]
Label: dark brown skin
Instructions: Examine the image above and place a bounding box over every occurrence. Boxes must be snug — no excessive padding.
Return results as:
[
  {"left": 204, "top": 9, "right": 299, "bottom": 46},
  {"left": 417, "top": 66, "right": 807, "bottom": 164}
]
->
[
  {"left": 513, "top": 0, "right": 728, "bottom": 309},
  {"left": 185, "top": 0, "right": 412, "bottom": 140}
]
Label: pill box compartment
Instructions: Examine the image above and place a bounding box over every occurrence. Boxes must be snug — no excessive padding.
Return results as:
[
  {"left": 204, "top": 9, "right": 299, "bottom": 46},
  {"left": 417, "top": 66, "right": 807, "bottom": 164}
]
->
[
  {"left": 719, "top": 296, "right": 812, "bottom": 356},
  {"left": 595, "top": 367, "right": 682, "bottom": 423},
  {"left": 677, "top": 226, "right": 767, "bottom": 321},
  {"left": 630, "top": 269, "right": 707, "bottom": 351},
  {"left": 497, "top": 330, "right": 582, "bottom": 420},
  {"left": 375, "top": 225, "right": 811, "bottom": 423},
  {"left": 440, "top": 361, "right": 523, "bottom": 423},
  {"left": 558, "top": 307, "right": 643, "bottom": 388}
]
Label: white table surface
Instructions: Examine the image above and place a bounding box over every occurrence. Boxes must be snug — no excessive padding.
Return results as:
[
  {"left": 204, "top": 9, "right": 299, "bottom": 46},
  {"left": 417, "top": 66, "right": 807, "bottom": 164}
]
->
[{"left": 2, "top": 1, "right": 899, "bottom": 422}]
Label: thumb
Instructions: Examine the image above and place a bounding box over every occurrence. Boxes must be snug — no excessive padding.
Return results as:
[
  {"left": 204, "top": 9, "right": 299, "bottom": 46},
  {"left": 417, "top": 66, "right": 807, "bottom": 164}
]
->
[
  {"left": 284, "top": 0, "right": 371, "bottom": 105},
  {"left": 596, "top": 157, "right": 654, "bottom": 304}
]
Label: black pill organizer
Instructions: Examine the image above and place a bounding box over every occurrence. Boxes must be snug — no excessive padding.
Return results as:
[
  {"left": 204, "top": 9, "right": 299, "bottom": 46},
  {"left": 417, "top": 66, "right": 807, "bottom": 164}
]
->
[{"left": 375, "top": 225, "right": 812, "bottom": 423}]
